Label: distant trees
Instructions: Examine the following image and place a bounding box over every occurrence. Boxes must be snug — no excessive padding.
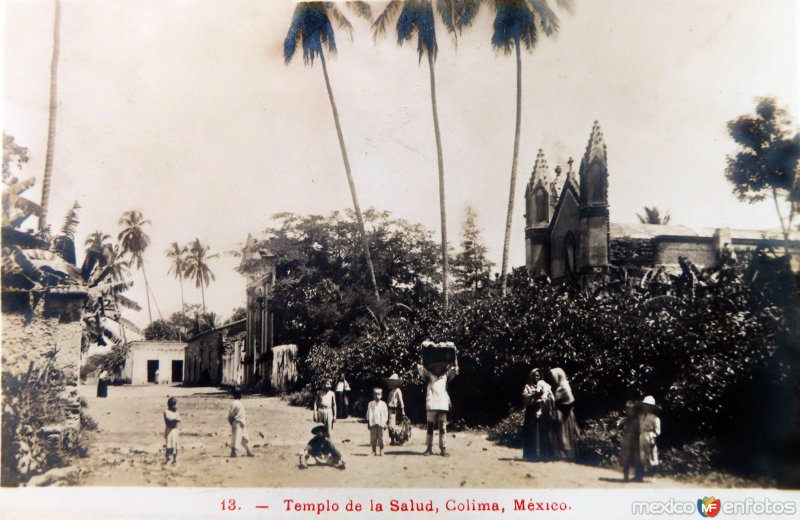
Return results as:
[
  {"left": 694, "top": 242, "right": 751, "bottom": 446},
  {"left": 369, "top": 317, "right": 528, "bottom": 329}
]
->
[
  {"left": 725, "top": 97, "right": 800, "bottom": 253},
  {"left": 453, "top": 206, "right": 494, "bottom": 295},
  {"left": 637, "top": 206, "right": 671, "bottom": 225},
  {"left": 237, "top": 210, "right": 441, "bottom": 351}
]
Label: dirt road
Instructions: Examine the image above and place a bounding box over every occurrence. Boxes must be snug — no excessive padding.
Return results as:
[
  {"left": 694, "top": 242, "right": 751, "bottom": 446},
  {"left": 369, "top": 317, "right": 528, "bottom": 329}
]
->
[{"left": 74, "top": 384, "right": 687, "bottom": 488}]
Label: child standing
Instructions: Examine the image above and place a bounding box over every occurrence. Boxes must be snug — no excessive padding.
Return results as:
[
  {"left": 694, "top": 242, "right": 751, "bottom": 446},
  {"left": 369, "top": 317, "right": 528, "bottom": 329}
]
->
[
  {"left": 163, "top": 397, "right": 181, "bottom": 464},
  {"left": 617, "top": 400, "right": 641, "bottom": 481},
  {"left": 228, "top": 389, "right": 255, "bottom": 458},
  {"left": 313, "top": 379, "right": 337, "bottom": 438},
  {"left": 386, "top": 374, "right": 405, "bottom": 445},
  {"left": 639, "top": 396, "right": 661, "bottom": 479},
  {"left": 366, "top": 388, "right": 389, "bottom": 456}
]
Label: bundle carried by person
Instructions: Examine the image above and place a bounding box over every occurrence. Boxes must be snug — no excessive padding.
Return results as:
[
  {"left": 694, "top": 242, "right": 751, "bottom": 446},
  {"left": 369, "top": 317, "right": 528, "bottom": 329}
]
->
[{"left": 421, "top": 340, "right": 457, "bottom": 376}]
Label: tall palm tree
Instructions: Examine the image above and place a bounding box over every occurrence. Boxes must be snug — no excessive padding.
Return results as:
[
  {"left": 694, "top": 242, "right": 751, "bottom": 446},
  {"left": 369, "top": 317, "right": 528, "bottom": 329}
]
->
[
  {"left": 166, "top": 242, "right": 189, "bottom": 314},
  {"left": 184, "top": 238, "right": 216, "bottom": 316},
  {"left": 637, "top": 206, "right": 671, "bottom": 225},
  {"left": 373, "top": 0, "right": 480, "bottom": 309},
  {"left": 118, "top": 210, "right": 154, "bottom": 323},
  {"left": 283, "top": 2, "right": 381, "bottom": 305},
  {"left": 38, "top": 0, "right": 63, "bottom": 232},
  {"left": 493, "top": 0, "right": 571, "bottom": 295}
]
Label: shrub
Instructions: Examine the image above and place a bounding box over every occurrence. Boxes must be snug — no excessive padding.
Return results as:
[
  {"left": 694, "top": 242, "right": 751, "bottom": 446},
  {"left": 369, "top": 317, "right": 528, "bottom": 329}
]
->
[
  {"left": 486, "top": 409, "right": 524, "bottom": 449},
  {"left": 2, "top": 350, "right": 91, "bottom": 486}
]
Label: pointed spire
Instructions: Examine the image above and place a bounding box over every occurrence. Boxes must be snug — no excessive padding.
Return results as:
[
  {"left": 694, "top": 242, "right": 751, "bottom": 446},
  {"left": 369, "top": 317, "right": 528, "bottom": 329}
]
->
[
  {"left": 532, "top": 149, "right": 550, "bottom": 182},
  {"left": 583, "top": 120, "right": 607, "bottom": 166}
]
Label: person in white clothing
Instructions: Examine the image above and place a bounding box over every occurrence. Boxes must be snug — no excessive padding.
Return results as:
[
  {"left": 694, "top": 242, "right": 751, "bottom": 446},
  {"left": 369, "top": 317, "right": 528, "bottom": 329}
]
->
[
  {"left": 228, "top": 389, "right": 254, "bottom": 458},
  {"left": 417, "top": 356, "right": 458, "bottom": 456},
  {"left": 366, "top": 388, "right": 389, "bottom": 456}
]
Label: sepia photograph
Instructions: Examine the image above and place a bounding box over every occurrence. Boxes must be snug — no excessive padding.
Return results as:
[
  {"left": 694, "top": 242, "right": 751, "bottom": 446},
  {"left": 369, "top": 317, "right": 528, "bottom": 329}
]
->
[{"left": 1, "top": 0, "right": 799, "bottom": 517}]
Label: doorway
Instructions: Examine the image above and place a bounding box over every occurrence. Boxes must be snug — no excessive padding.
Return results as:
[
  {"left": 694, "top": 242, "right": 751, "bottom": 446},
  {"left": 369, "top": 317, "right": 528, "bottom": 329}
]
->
[
  {"left": 171, "top": 360, "right": 183, "bottom": 383},
  {"left": 147, "top": 360, "right": 159, "bottom": 383}
]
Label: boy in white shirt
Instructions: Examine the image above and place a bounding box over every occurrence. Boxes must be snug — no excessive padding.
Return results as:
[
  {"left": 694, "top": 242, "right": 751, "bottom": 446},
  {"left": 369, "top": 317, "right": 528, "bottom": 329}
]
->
[{"left": 366, "top": 388, "right": 389, "bottom": 456}]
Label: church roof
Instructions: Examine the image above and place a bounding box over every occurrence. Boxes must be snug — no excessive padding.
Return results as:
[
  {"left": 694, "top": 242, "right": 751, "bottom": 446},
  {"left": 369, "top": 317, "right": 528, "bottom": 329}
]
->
[{"left": 611, "top": 222, "right": 800, "bottom": 241}]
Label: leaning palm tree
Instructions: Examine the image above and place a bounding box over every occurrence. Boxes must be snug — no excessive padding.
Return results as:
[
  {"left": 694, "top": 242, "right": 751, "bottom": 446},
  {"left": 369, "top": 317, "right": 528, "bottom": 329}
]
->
[
  {"left": 118, "top": 210, "right": 154, "bottom": 323},
  {"left": 166, "top": 242, "right": 189, "bottom": 314},
  {"left": 38, "top": 0, "right": 63, "bottom": 232},
  {"left": 283, "top": 1, "right": 381, "bottom": 305},
  {"left": 372, "top": 0, "right": 480, "bottom": 308},
  {"left": 184, "top": 238, "right": 216, "bottom": 316},
  {"left": 637, "top": 206, "right": 671, "bottom": 225},
  {"left": 493, "top": 0, "right": 572, "bottom": 295}
]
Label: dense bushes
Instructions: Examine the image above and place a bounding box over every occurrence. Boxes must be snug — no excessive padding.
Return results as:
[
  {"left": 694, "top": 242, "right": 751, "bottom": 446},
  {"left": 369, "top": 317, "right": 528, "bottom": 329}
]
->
[{"left": 301, "top": 260, "right": 799, "bottom": 482}]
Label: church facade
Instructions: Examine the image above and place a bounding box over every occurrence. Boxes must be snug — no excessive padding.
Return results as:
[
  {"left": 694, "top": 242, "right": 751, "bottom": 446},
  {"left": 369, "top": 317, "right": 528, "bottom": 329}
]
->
[{"left": 524, "top": 121, "right": 800, "bottom": 284}]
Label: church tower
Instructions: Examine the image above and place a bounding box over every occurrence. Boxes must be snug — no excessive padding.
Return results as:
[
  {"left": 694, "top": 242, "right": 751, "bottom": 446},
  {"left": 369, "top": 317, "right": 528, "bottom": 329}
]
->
[
  {"left": 524, "top": 149, "right": 554, "bottom": 276},
  {"left": 577, "top": 121, "right": 610, "bottom": 283}
]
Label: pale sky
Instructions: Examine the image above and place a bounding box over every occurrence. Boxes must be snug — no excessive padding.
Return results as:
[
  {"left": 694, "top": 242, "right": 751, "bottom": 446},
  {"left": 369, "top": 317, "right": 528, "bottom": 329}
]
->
[{"left": 3, "top": 0, "right": 799, "bottom": 328}]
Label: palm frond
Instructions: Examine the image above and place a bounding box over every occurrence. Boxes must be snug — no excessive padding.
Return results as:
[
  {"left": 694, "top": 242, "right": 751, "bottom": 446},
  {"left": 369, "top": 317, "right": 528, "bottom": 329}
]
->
[
  {"left": 437, "top": 0, "right": 482, "bottom": 36},
  {"left": 325, "top": 3, "right": 354, "bottom": 39},
  {"left": 555, "top": 0, "right": 574, "bottom": 13},
  {"left": 115, "top": 293, "right": 142, "bottom": 312},
  {"left": 396, "top": 1, "right": 438, "bottom": 62},
  {"left": 529, "top": 0, "right": 559, "bottom": 36},
  {"left": 346, "top": 1, "right": 373, "bottom": 21},
  {"left": 372, "top": 0, "right": 402, "bottom": 40},
  {"left": 59, "top": 201, "right": 81, "bottom": 239}
]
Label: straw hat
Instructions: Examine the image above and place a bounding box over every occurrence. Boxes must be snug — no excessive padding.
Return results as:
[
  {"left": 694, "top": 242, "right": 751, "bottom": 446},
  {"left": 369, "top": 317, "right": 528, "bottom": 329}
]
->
[{"left": 640, "top": 395, "right": 661, "bottom": 413}]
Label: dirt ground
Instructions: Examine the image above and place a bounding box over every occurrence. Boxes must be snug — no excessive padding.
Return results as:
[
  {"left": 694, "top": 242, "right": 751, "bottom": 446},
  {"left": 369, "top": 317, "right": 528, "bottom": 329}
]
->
[{"left": 74, "top": 384, "right": 690, "bottom": 488}]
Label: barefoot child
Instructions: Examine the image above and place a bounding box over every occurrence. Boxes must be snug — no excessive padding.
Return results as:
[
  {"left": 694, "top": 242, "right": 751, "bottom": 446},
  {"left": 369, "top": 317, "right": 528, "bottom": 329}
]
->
[
  {"left": 313, "top": 379, "right": 337, "bottom": 438},
  {"left": 299, "top": 425, "right": 346, "bottom": 469},
  {"left": 366, "top": 387, "right": 388, "bottom": 456},
  {"left": 163, "top": 397, "right": 180, "bottom": 464},
  {"left": 228, "top": 389, "right": 254, "bottom": 458},
  {"left": 617, "top": 400, "right": 640, "bottom": 481}
]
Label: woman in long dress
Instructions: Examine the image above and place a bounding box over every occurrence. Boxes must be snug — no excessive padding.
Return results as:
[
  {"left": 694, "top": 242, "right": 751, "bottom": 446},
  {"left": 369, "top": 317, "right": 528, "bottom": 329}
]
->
[
  {"left": 334, "top": 374, "right": 350, "bottom": 419},
  {"left": 521, "top": 368, "right": 555, "bottom": 461},
  {"left": 547, "top": 367, "right": 580, "bottom": 459},
  {"left": 96, "top": 369, "right": 109, "bottom": 398}
]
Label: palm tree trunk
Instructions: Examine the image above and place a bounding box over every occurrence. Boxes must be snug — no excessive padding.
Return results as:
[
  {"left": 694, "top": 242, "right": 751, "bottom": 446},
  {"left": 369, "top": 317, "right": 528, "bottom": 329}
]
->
[
  {"left": 427, "top": 52, "right": 449, "bottom": 309},
  {"left": 319, "top": 51, "right": 381, "bottom": 305},
  {"left": 500, "top": 37, "right": 523, "bottom": 296},
  {"left": 140, "top": 261, "right": 153, "bottom": 323},
  {"left": 179, "top": 274, "right": 186, "bottom": 315},
  {"left": 39, "top": 0, "right": 62, "bottom": 232},
  {"left": 200, "top": 282, "right": 206, "bottom": 317}
]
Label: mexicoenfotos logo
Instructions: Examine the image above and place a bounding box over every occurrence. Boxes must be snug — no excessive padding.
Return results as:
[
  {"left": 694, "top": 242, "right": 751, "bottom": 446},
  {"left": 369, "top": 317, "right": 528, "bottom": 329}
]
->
[{"left": 697, "top": 497, "right": 721, "bottom": 517}]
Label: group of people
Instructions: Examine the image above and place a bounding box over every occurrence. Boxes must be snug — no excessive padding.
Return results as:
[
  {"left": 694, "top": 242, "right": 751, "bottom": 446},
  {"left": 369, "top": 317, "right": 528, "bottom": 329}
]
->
[
  {"left": 521, "top": 367, "right": 581, "bottom": 462},
  {"left": 521, "top": 366, "right": 662, "bottom": 482},
  {"left": 158, "top": 360, "right": 661, "bottom": 480}
]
